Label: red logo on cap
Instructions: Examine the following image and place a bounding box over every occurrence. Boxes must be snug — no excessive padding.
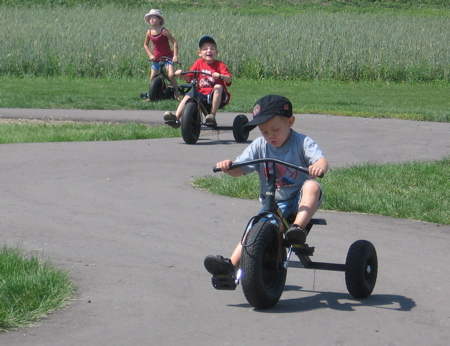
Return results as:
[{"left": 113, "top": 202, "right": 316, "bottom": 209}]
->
[
  {"left": 253, "top": 104, "right": 261, "bottom": 116},
  {"left": 284, "top": 103, "right": 289, "bottom": 111}
]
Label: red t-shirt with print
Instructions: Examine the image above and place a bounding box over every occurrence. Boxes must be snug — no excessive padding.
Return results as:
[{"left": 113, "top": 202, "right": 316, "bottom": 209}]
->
[{"left": 188, "top": 58, "right": 232, "bottom": 104}]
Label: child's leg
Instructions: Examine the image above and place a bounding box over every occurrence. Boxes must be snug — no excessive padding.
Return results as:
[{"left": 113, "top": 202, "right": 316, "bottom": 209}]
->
[
  {"left": 175, "top": 95, "right": 190, "bottom": 119},
  {"left": 292, "top": 180, "right": 321, "bottom": 228},
  {"left": 166, "top": 64, "right": 179, "bottom": 100},
  {"left": 150, "top": 67, "right": 158, "bottom": 82},
  {"left": 209, "top": 84, "right": 224, "bottom": 116},
  {"left": 285, "top": 180, "right": 321, "bottom": 244},
  {"left": 230, "top": 241, "right": 243, "bottom": 268}
]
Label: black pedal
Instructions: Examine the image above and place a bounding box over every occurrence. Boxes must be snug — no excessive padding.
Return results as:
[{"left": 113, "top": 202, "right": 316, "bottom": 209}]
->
[
  {"left": 293, "top": 244, "right": 315, "bottom": 257},
  {"left": 211, "top": 274, "right": 237, "bottom": 290}
]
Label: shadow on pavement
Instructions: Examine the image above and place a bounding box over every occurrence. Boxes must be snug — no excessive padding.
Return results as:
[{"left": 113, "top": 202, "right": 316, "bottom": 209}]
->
[{"left": 229, "top": 287, "right": 416, "bottom": 313}]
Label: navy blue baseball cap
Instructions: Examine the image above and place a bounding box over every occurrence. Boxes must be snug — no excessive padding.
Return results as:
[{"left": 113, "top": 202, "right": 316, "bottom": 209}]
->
[
  {"left": 244, "top": 95, "right": 293, "bottom": 131},
  {"left": 198, "top": 35, "right": 216, "bottom": 48}
]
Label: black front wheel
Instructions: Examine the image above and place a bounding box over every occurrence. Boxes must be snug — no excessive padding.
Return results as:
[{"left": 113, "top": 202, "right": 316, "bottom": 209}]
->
[
  {"left": 241, "top": 222, "right": 286, "bottom": 309},
  {"left": 345, "top": 240, "right": 378, "bottom": 298},
  {"left": 181, "top": 101, "right": 201, "bottom": 144},
  {"left": 232, "top": 114, "right": 250, "bottom": 143},
  {"left": 148, "top": 77, "right": 165, "bottom": 101}
]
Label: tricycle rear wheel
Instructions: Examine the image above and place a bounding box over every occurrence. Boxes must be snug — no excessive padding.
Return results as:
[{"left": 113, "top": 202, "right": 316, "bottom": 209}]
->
[
  {"left": 241, "top": 222, "right": 286, "bottom": 309},
  {"left": 345, "top": 240, "right": 378, "bottom": 298},
  {"left": 232, "top": 114, "right": 249, "bottom": 143}
]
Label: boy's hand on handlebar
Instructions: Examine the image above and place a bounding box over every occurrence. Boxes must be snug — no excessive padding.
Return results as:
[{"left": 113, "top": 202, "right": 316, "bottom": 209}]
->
[
  {"left": 174, "top": 69, "right": 183, "bottom": 77},
  {"left": 308, "top": 164, "right": 325, "bottom": 179},
  {"left": 215, "top": 160, "right": 244, "bottom": 177},
  {"left": 216, "top": 160, "right": 233, "bottom": 173}
]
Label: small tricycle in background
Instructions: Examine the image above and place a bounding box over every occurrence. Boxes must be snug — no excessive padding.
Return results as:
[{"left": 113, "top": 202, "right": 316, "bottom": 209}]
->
[
  {"left": 140, "top": 56, "right": 185, "bottom": 101},
  {"left": 165, "top": 70, "right": 250, "bottom": 145},
  {"left": 211, "top": 158, "right": 378, "bottom": 309}
]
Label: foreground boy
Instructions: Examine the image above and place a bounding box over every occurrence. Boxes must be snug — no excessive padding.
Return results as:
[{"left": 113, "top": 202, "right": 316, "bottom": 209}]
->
[
  {"left": 204, "top": 95, "right": 329, "bottom": 276},
  {"left": 163, "top": 36, "right": 232, "bottom": 128}
]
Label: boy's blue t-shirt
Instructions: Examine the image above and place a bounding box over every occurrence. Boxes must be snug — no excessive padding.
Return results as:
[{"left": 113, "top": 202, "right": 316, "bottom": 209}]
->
[{"left": 235, "top": 130, "right": 324, "bottom": 202}]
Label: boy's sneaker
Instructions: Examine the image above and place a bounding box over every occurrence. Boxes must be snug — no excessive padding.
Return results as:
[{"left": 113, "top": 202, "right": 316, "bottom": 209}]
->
[
  {"left": 163, "top": 111, "right": 177, "bottom": 123},
  {"left": 205, "top": 114, "right": 217, "bottom": 127},
  {"left": 285, "top": 224, "right": 308, "bottom": 244},
  {"left": 204, "top": 255, "right": 235, "bottom": 275}
]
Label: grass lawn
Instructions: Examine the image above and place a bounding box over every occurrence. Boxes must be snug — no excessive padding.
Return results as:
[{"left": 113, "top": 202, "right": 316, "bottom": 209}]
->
[
  {"left": 1, "top": 77, "right": 449, "bottom": 122},
  {"left": 0, "top": 246, "right": 75, "bottom": 332}
]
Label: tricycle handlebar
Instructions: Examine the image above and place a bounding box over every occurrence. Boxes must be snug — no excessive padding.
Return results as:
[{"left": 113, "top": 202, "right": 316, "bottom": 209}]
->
[
  {"left": 180, "top": 70, "right": 212, "bottom": 77},
  {"left": 149, "top": 56, "right": 180, "bottom": 65},
  {"left": 213, "top": 158, "right": 321, "bottom": 177}
]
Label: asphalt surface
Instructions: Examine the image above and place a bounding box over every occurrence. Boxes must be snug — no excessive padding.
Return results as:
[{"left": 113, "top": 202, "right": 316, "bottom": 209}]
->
[{"left": 1, "top": 108, "right": 449, "bottom": 345}]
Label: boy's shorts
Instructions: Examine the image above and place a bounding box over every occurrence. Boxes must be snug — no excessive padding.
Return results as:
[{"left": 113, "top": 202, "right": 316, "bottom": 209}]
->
[
  {"left": 258, "top": 180, "right": 323, "bottom": 220},
  {"left": 151, "top": 60, "right": 173, "bottom": 71},
  {"left": 187, "top": 89, "right": 228, "bottom": 109}
]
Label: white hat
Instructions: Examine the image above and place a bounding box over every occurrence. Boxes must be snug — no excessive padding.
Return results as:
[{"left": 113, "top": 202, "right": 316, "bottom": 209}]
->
[{"left": 144, "top": 9, "right": 164, "bottom": 25}]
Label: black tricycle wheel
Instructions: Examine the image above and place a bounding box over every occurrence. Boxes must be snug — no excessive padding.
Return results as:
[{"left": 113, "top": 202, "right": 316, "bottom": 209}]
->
[
  {"left": 148, "top": 77, "right": 165, "bottom": 101},
  {"left": 232, "top": 114, "right": 250, "bottom": 143},
  {"left": 240, "top": 222, "right": 287, "bottom": 309},
  {"left": 181, "top": 100, "right": 201, "bottom": 144},
  {"left": 345, "top": 240, "right": 378, "bottom": 298}
]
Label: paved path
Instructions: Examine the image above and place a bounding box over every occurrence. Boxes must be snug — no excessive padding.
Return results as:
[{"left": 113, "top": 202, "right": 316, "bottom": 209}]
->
[{"left": 0, "top": 108, "right": 449, "bottom": 345}]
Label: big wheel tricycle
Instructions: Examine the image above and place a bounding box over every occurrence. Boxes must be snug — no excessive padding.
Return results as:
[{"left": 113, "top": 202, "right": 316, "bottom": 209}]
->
[
  {"left": 164, "top": 70, "right": 250, "bottom": 145},
  {"left": 140, "top": 56, "right": 183, "bottom": 101},
  {"left": 210, "top": 158, "right": 378, "bottom": 309}
]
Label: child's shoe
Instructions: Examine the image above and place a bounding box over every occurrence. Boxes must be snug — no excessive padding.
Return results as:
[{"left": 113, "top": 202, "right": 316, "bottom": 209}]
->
[
  {"left": 204, "top": 255, "right": 235, "bottom": 275},
  {"left": 205, "top": 114, "right": 217, "bottom": 127},
  {"left": 285, "top": 224, "right": 308, "bottom": 244},
  {"left": 163, "top": 111, "right": 177, "bottom": 122}
]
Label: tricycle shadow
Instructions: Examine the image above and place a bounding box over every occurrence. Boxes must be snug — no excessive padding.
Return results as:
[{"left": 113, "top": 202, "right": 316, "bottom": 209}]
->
[
  {"left": 229, "top": 288, "right": 416, "bottom": 313},
  {"left": 179, "top": 136, "right": 249, "bottom": 146}
]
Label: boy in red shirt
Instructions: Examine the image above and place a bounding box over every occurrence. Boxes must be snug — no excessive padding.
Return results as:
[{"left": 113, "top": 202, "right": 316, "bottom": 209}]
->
[{"left": 163, "top": 36, "right": 232, "bottom": 128}]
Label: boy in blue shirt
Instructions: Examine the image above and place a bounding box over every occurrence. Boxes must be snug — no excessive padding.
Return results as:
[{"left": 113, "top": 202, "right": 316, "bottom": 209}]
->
[{"left": 204, "top": 95, "right": 329, "bottom": 276}]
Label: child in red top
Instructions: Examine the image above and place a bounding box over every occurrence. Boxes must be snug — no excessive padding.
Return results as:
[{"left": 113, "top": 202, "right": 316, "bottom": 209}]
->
[
  {"left": 143, "top": 9, "right": 179, "bottom": 101},
  {"left": 163, "top": 36, "right": 232, "bottom": 127}
]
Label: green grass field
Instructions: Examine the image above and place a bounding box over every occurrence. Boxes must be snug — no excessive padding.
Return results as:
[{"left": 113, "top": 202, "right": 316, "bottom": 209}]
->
[{"left": 1, "top": 1, "right": 449, "bottom": 82}]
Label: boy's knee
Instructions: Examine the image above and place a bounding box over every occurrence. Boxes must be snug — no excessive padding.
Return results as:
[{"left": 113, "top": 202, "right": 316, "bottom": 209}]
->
[
  {"left": 302, "top": 180, "right": 321, "bottom": 196},
  {"left": 213, "top": 84, "right": 223, "bottom": 92}
]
